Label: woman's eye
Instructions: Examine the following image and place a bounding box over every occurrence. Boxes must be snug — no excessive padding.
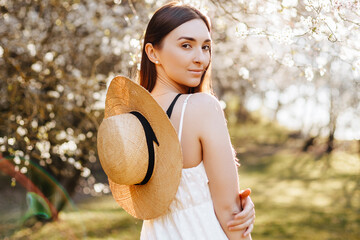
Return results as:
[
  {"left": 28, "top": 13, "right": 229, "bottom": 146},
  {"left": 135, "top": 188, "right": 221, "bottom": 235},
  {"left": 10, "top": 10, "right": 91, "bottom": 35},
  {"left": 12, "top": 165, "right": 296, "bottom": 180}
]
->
[
  {"left": 203, "top": 45, "right": 211, "bottom": 51},
  {"left": 182, "top": 43, "right": 191, "bottom": 49}
]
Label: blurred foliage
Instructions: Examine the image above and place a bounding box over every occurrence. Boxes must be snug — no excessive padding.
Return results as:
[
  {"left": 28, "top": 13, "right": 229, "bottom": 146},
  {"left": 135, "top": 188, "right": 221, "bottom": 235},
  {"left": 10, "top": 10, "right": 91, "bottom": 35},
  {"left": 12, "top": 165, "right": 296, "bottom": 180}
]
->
[
  {"left": 0, "top": 0, "right": 159, "bottom": 210},
  {"left": 208, "top": 0, "right": 360, "bottom": 143}
]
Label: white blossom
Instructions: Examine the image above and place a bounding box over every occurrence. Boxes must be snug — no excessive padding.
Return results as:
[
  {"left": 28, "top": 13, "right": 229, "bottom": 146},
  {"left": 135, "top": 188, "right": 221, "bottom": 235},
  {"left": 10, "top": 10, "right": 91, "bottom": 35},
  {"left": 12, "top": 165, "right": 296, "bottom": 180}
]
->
[
  {"left": 59, "top": 140, "right": 77, "bottom": 155},
  {"left": 36, "top": 141, "right": 51, "bottom": 157},
  {"left": 67, "top": 93, "right": 74, "bottom": 100},
  {"left": 27, "top": 43, "right": 36, "bottom": 56},
  {"left": 20, "top": 167, "right": 28, "bottom": 174},
  {"left": 16, "top": 126, "right": 28, "bottom": 136},
  {"left": 86, "top": 131, "right": 93, "bottom": 138},
  {"left": 44, "top": 52, "right": 54, "bottom": 62},
  {"left": 45, "top": 120, "right": 56, "bottom": 130},
  {"left": 31, "top": 120, "right": 38, "bottom": 129},
  {"left": 81, "top": 167, "right": 91, "bottom": 178},
  {"left": 238, "top": 67, "right": 250, "bottom": 80},
  {"left": 77, "top": 133, "right": 86, "bottom": 141},
  {"left": 56, "top": 130, "right": 67, "bottom": 141},
  {"left": 305, "top": 67, "right": 314, "bottom": 81},
  {"left": 94, "top": 183, "right": 104, "bottom": 193},
  {"left": 74, "top": 161, "right": 82, "bottom": 170},
  {"left": 56, "top": 84, "right": 64, "bottom": 92},
  {"left": 267, "top": 51, "right": 276, "bottom": 60},
  {"left": 15, "top": 150, "right": 24, "bottom": 157},
  {"left": 319, "top": 67, "right": 326, "bottom": 76},
  {"left": 353, "top": 59, "right": 360, "bottom": 72},
  {"left": 130, "top": 38, "right": 140, "bottom": 49},
  {"left": 31, "top": 62, "right": 42, "bottom": 72},
  {"left": 14, "top": 155, "right": 21, "bottom": 164},
  {"left": 8, "top": 138, "right": 15, "bottom": 145},
  {"left": 283, "top": 53, "right": 295, "bottom": 67},
  {"left": 282, "top": 0, "right": 298, "bottom": 8},
  {"left": 68, "top": 157, "right": 75, "bottom": 164},
  {"left": 48, "top": 91, "right": 60, "bottom": 98},
  {"left": 235, "top": 23, "right": 248, "bottom": 39},
  {"left": 0, "top": 145, "right": 6, "bottom": 152}
]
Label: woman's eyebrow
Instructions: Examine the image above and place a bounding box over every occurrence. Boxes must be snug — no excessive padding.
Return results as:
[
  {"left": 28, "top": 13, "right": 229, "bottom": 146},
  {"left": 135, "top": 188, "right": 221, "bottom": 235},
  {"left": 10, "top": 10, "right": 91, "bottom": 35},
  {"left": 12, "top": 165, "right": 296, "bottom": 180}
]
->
[{"left": 177, "top": 36, "right": 211, "bottom": 43}]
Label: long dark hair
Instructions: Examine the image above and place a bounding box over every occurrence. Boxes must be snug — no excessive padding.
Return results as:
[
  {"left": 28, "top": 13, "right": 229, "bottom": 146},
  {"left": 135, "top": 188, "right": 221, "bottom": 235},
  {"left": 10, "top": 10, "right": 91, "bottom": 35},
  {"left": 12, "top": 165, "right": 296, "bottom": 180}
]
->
[{"left": 139, "top": 2, "right": 213, "bottom": 94}]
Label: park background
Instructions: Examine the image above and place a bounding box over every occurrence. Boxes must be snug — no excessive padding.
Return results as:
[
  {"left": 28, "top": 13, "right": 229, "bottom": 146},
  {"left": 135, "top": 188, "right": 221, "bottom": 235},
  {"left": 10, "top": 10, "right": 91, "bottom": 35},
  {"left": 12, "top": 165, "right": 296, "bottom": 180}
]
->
[{"left": 0, "top": 0, "right": 359, "bottom": 239}]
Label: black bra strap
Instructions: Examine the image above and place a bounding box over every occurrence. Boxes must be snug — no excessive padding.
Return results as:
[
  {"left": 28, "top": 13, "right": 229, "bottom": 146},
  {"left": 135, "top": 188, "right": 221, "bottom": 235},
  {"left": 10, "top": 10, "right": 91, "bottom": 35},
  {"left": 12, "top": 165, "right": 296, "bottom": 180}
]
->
[{"left": 166, "top": 93, "right": 182, "bottom": 118}]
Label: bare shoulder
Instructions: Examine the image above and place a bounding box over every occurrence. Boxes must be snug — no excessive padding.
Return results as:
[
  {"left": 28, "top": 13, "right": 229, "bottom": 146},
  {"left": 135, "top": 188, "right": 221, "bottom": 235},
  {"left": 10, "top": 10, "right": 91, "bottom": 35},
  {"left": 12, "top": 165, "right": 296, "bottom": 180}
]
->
[
  {"left": 186, "top": 92, "right": 227, "bottom": 138},
  {"left": 187, "top": 92, "right": 223, "bottom": 116}
]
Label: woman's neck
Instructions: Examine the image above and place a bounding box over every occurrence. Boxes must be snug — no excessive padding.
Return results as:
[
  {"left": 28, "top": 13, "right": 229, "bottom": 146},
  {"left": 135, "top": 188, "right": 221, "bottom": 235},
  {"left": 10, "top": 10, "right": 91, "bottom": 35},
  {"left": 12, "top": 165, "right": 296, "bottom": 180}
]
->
[{"left": 151, "top": 73, "right": 188, "bottom": 97}]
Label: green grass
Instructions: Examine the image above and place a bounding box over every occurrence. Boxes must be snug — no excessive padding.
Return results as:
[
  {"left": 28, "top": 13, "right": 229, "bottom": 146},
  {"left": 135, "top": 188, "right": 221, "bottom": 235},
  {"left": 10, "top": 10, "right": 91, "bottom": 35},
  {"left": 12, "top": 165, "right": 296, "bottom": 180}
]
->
[
  {"left": 237, "top": 150, "right": 360, "bottom": 240},
  {"left": 231, "top": 118, "right": 360, "bottom": 240},
  {"left": 7, "top": 196, "right": 143, "bottom": 240},
  {"left": 3, "top": 120, "right": 360, "bottom": 239}
]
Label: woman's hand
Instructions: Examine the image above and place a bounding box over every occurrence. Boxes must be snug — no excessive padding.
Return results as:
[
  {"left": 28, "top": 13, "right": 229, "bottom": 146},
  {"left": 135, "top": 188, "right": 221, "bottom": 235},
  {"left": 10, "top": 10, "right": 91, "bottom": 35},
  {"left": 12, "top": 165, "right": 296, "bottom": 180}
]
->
[{"left": 227, "top": 188, "right": 255, "bottom": 237}]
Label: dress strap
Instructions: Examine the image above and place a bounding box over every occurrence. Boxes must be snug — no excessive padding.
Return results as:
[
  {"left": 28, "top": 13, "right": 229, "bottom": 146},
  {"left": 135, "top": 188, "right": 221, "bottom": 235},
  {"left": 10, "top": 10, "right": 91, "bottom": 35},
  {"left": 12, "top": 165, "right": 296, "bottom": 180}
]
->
[
  {"left": 178, "top": 94, "right": 192, "bottom": 143},
  {"left": 166, "top": 93, "right": 182, "bottom": 119}
]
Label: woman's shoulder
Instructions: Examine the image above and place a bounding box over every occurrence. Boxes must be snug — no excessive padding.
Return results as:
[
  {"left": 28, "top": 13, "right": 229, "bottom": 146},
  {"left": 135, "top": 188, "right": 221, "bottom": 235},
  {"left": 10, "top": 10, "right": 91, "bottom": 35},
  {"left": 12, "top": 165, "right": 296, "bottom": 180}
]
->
[
  {"left": 186, "top": 92, "right": 225, "bottom": 128},
  {"left": 188, "top": 92, "right": 221, "bottom": 110}
]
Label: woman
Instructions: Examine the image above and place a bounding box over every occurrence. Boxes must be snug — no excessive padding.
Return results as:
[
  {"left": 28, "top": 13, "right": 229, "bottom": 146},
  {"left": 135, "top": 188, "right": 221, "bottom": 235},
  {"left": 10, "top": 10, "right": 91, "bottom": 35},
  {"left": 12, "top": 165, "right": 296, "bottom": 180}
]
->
[{"left": 139, "top": 2, "right": 255, "bottom": 239}]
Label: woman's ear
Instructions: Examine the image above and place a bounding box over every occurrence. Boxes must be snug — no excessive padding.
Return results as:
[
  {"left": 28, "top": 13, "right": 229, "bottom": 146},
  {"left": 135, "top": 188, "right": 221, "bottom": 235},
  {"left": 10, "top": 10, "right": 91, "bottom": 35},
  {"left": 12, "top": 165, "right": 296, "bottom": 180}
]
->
[{"left": 145, "top": 43, "right": 160, "bottom": 64}]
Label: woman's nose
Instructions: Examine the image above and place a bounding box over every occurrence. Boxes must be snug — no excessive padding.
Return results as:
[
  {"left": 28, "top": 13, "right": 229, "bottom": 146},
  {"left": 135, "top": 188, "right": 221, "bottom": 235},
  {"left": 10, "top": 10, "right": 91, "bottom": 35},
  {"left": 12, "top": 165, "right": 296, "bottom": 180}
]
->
[{"left": 193, "top": 48, "right": 207, "bottom": 64}]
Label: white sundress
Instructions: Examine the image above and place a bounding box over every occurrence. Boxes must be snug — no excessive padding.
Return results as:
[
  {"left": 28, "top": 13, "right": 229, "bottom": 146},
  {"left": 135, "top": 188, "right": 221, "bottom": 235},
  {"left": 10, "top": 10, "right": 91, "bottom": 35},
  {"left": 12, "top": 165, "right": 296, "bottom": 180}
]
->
[{"left": 140, "top": 94, "right": 228, "bottom": 240}]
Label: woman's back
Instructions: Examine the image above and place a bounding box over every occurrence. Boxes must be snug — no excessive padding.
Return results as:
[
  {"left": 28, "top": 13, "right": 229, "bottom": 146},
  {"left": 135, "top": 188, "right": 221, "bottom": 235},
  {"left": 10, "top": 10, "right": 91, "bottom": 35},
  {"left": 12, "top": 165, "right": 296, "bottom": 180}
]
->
[
  {"left": 151, "top": 92, "right": 250, "bottom": 240},
  {"left": 152, "top": 92, "right": 203, "bottom": 169},
  {"left": 142, "top": 92, "right": 229, "bottom": 240}
]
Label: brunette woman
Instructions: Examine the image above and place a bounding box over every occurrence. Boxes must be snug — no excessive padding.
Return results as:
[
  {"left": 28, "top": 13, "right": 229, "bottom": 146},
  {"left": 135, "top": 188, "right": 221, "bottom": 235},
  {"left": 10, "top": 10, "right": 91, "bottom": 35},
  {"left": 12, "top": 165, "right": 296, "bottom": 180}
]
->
[{"left": 139, "top": 2, "right": 255, "bottom": 239}]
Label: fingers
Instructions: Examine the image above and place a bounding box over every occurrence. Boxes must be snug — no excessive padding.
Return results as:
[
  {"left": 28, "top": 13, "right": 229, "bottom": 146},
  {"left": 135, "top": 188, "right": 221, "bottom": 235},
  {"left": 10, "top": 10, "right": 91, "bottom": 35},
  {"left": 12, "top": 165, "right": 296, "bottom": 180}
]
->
[
  {"left": 243, "top": 223, "right": 254, "bottom": 237},
  {"left": 228, "top": 198, "right": 255, "bottom": 228},
  {"left": 228, "top": 210, "right": 254, "bottom": 228},
  {"left": 228, "top": 215, "right": 255, "bottom": 231},
  {"left": 228, "top": 188, "right": 255, "bottom": 233},
  {"left": 236, "top": 197, "right": 255, "bottom": 219}
]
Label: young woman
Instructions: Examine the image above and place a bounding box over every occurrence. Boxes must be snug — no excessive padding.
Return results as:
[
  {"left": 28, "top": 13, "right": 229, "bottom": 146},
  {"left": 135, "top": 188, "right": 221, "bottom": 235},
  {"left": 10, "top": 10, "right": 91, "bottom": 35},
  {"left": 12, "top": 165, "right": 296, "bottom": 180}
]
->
[{"left": 139, "top": 2, "right": 255, "bottom": 239}]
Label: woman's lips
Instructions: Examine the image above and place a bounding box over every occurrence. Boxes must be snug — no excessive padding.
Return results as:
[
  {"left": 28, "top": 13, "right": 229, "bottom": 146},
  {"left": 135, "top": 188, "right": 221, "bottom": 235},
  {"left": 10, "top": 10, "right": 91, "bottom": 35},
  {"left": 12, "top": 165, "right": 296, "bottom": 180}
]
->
[{"left": 188, "top": 69, "right": 203, "bottom": 75}]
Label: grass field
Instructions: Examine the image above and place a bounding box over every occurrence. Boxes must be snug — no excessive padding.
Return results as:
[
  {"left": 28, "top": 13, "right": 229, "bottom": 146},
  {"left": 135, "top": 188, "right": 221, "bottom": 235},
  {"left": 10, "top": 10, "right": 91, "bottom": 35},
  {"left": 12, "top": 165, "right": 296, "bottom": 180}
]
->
[{"left": 2, "top": 119, "right": 360, "bottom": 240}]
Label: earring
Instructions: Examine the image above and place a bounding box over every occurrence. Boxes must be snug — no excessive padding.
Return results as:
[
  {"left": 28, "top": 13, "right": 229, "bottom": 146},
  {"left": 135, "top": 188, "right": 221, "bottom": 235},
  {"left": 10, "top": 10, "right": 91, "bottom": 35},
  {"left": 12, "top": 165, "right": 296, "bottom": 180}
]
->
[{"left": 155, "top": 61, "right": 159, "bottom": 64}]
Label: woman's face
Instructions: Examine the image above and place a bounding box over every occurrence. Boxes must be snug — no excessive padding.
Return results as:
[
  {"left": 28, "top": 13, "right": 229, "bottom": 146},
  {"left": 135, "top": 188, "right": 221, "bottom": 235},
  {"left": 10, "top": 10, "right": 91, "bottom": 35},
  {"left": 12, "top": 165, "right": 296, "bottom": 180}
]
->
[{"left": 154, "top": 19, "right": 211, "bottom": 90}]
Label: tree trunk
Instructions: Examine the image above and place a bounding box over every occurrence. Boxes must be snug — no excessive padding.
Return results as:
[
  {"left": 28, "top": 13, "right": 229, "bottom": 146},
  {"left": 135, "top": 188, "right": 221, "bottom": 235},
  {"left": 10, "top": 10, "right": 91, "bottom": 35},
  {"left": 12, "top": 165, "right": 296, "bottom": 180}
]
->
[{"left": 302, "top": 136, "right": 316, "bottom": 152}]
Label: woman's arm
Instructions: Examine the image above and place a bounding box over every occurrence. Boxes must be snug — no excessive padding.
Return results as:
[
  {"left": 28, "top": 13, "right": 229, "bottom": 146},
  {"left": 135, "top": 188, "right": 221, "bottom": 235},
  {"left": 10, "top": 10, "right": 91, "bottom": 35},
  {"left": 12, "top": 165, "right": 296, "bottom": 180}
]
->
[{"left": 193, "top": 93, "right": 251, "bottom": 240}]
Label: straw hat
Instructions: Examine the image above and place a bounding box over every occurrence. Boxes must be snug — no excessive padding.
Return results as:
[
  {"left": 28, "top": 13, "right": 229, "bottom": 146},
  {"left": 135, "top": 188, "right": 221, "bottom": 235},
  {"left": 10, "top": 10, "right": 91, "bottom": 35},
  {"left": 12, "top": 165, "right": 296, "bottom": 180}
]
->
[{"left": 97, "top": 76, "right": 182, "bottom": 220}]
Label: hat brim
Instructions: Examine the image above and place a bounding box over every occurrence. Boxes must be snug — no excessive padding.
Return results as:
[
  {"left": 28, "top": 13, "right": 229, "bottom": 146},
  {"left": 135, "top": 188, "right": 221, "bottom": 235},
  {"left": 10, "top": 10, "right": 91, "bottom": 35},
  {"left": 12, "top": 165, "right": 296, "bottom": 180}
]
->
[{"left": 102, "top": 76, "right": 182, "bottom": 220}]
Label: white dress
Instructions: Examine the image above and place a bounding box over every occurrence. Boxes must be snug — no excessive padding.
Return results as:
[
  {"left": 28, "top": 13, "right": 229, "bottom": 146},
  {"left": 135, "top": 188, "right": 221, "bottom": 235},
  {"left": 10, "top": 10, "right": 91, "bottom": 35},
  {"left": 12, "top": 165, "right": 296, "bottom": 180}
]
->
[{"left": 140, "top": 95, "right": 228, "bottom": 240}]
